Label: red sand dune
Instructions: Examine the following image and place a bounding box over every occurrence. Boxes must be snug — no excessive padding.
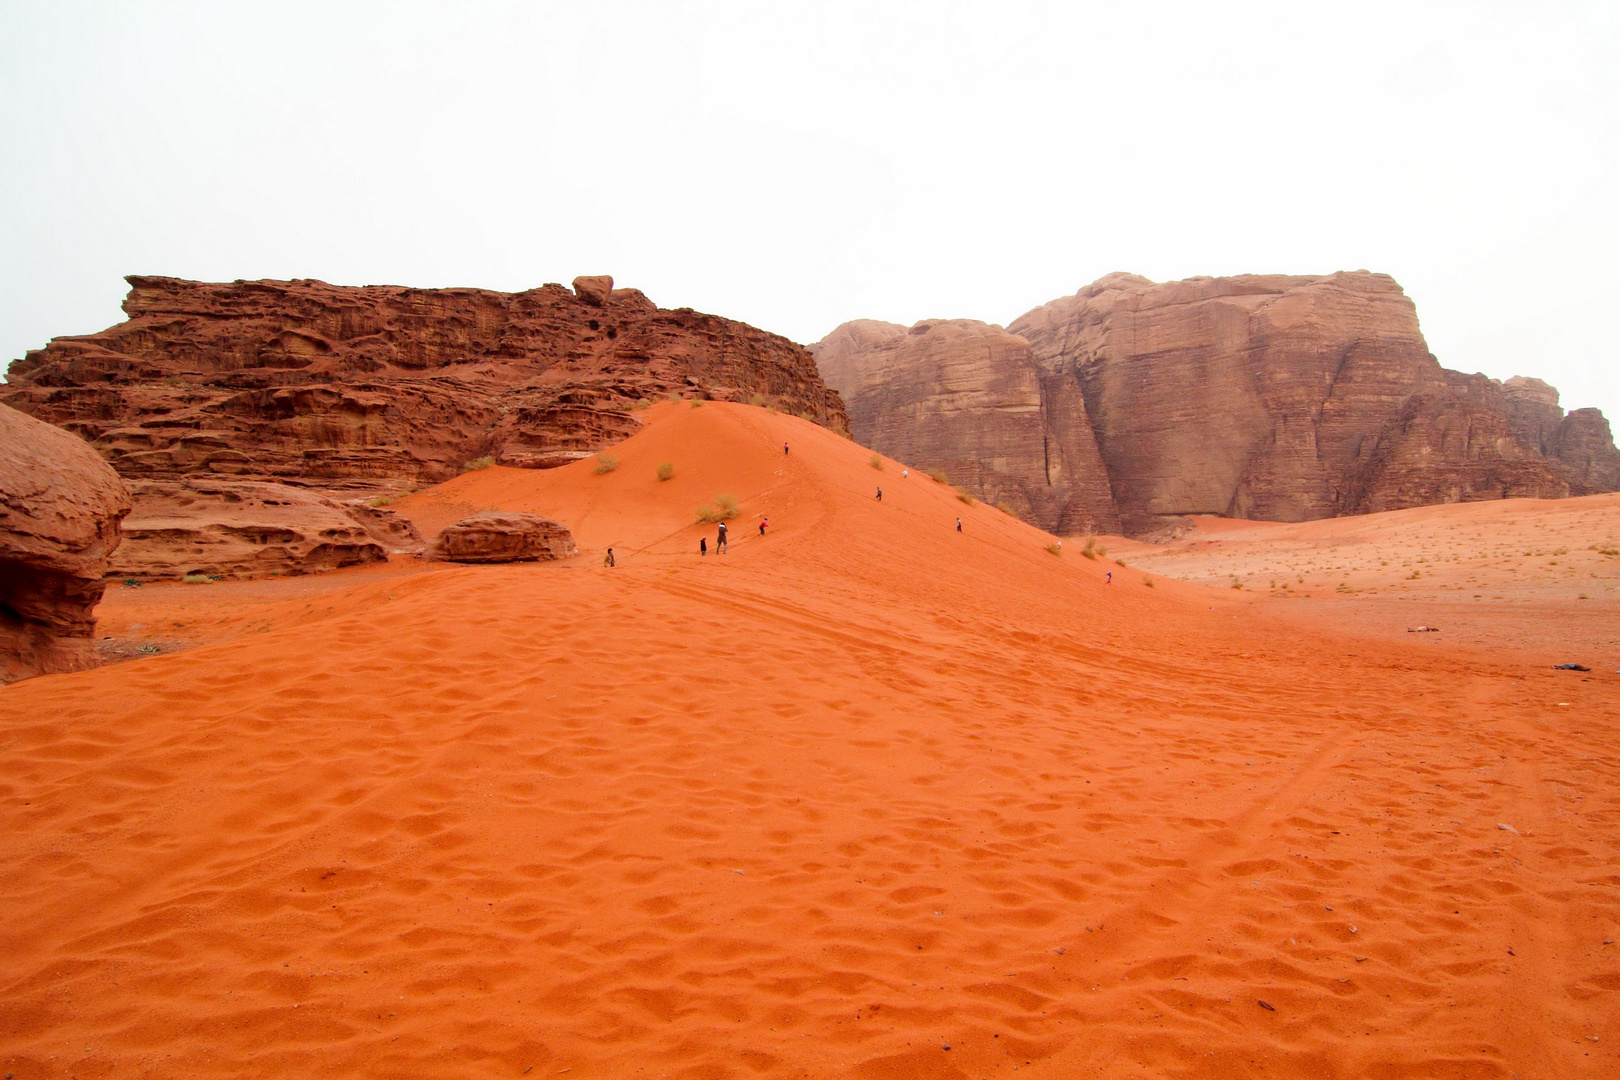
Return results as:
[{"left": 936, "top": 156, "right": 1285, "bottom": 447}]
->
[{"left": 2, "top": 402, "right": 1617, "bottom": 1079}]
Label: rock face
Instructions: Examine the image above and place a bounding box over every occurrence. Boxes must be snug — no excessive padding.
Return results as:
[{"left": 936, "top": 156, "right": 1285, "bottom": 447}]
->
[
  {"left": 817, "top": 272, "right": 1616, "bottom": 535},
  {"left": 4, "top": 274, "right": 848, "bottom": 488},
  {"left": 812, "top": 319, "right": 1118, "bottom": 533},
  {"left": 110, "top": 479, "right": 409, "bottom": 580},
  {"left": 1501, "top": 377, "right": 1620, "bottom": 494},
  {"left": 429, "top": 512, "right": 577, "bottom": 563},
  {"left": 0, "top": 403, "right": 132, "bottom": 683}
]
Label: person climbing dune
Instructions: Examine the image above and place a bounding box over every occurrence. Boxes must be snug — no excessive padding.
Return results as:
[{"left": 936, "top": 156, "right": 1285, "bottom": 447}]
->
[
  {"left": 603, "top": 548, "right": 616, "bottom": 568},
  {"left": 717, "top": 521, "right": 728, "bottom": 553}
]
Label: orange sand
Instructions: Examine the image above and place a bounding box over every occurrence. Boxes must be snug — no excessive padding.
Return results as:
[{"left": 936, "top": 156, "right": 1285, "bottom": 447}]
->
[{"left": 2, "top": 402, "right": 1617, "bottom": 1079}]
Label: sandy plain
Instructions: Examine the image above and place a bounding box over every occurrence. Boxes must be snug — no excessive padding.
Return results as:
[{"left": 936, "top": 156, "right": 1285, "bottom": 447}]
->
[{"left": 2, "top": 401, "right": 1616, "bottom": 1079}]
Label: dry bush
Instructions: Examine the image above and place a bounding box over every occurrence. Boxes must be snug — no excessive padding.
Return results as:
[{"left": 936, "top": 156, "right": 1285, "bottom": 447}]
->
[
  {"left": 464, "top": 456, "right": 495, "bottom": 471},
  {"left": 593, "top": 453, "right": 620, "bottom": 474},
  {"left": 695, "top": 493, "right": 741, "bottom": 523},
  {"left": 870, "top": 455, "right": 883, "bottom": 470},
  {"left": 1044, "top": 543, "right": 1062, "bottom": 556},
  {"left": 656, "top": 462, "right": 675, "bottom": 481},
  {"left": 926, "top": 468, "right": 949, "bottom": 484}
]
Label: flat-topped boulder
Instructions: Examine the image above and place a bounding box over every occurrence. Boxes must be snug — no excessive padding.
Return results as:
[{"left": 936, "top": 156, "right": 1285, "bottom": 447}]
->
[
  {"left": 0, "top": 403, "right": 132, "bottom": 682},
  {"left": 429, "top": 512, "right": 577, "bottom": 563}
]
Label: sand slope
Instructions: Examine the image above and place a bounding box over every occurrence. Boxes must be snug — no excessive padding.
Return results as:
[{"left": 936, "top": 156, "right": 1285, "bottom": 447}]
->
[{"left": 2, "top": 402, "right": 1617, "bottom": 1079}]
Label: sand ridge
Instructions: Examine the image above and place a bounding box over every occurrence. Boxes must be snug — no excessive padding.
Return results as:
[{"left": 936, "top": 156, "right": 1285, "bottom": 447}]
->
[{"left": 1, "top": 402, "right": 1617, "bottom": 1079}]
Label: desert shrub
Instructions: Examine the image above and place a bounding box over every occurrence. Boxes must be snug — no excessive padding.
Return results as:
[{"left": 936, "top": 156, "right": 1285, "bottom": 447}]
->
[
  {"left": 996, "top": 502, "right": 1015, "bottom": 516},
  {"left": 656, "top": 461, "right": 675, "bottom": 481},
  {"left": 749, "top": 393, "right": 768, "bottom": 408},
  {"left": 955, "top": 489, "right": 974, "bottom": 505},
  {"left": 870, "top": 455, "right": 884, "bottom": 470},
  {"left": 1230, "top": 580, "right": 1243, "bottom": 590},
  {"left": 1044, "top": 543, "right": 1062, "bottom": 556},
  {"left": 464, "top": 456, "right": 495, "bottom": 471},
  {"left": 690, "top": 399, "right": 705, "bottom": 408},
  {"left": 594, "top": 453, "right": 620, "bottom": 474},
  {"left": 630, "top": 399, "right": 651, "bottom": 411},
  {"left": 694, "top": 493, "right": 741, "bottom": 524},
  {"left": 369, "top": 495, "right": 395, "bottom": 507},
  {"left": 1143, "top": 576, "right": 1155, "bottom": 588},
  {"left": 182, "top": 572, "right": 211, "bottom": 585},
  {"left": 1081, "top": 536, "right": 1097, "bottom": 560},
  {"left": 926, "top": 468, "right": 949, "bottom": 484},
  {"left": 667, "top": 389, "right": 683, "bottom": 402},
  {"left": 1114, "top": 558, "right": 1127, "bottom": 567},
  {"left": 1095, "top": 545, "right": 1107, "bottom": 557}
]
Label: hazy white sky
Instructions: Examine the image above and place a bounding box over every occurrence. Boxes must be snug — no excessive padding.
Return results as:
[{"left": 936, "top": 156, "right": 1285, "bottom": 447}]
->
[{"left": 3, "top": 1, "right": 1616, "bottom": 420}]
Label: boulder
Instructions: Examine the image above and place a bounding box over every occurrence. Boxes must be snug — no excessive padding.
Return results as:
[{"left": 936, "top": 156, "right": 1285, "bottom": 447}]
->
[
  {"left": 0, "top": 403, "right": 132, "bottom": 682},
  {"left": 111, "top": 479, "right": 392, "bottom": 580},
  {"left": 429, "top": 512, "right": 577, "bottom": 563},
  {"left": 571, "top": 275, "right": 614, "bottom": 307}
]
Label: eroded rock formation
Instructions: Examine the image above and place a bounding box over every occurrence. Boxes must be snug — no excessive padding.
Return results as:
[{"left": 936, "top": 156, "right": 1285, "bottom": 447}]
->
[
  {"left": 812, "top": 319, "right": 1118, "bottom": 533},
  {"left": 109, "top": 479, "right": 413, "bottom": 581},
  {"left": 429, "top": 512, "right": 577, "bottom": 563},
  {"left": 0, "top": 403, "right": 131, "bottom": 682},
  {"left": 817, "top": 272, "right": 1616, "bottom": 536},
  {"left": 1501, "top": 377, "right": 1620, "bottom": 494},
  {"left": 4, "top": 274, "right": 848, "bottom": 489}
]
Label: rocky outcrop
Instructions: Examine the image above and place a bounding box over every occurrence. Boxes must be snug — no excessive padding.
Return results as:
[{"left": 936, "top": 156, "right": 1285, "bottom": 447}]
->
[
  {"left": 816, "top": 272, "right": 1614, "bottom": 536},
  {"left": 1501, "top": 377, "right": 1620, "bottom": 494},
  {"left": 4, "top": 274, "right": 848, "bottom": 490},
  {"left": 1552, "top": 409, "right": 1620, "bottom": 494},
  {"left": 0, "top": 403, "right": 131, "bottom": 682},
  {"left": 429, "top": 512, "right": 577, "bottom": 563},
  {"left": 110, "top": 479, "right": 403, "bottom": 580},
  {"left": 812, "top": 319, "right": 1118, "bottom": 533}
]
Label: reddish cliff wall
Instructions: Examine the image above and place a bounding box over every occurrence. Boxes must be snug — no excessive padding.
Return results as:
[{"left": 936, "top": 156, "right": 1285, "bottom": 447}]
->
[
  {"left": 4, "top": 275, "right": 848, "bottom": 491},
  {"left": 816, "top": 272, "right": 1613, "bottom": 536}
]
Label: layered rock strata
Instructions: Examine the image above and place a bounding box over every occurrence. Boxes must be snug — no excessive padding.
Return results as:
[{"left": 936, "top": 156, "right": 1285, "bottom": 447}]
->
[
  {"left": 109, "top": 479, "right": 415, "bottom": 581},
  {"left": 4, "top": 274, "right": 848, "bottom": 488},
  {"left": 812, "top": 319, "right": 1118, "bottom": 533},
  {"left": 0, "top": 403, "right": 131, "bottom": 682},
  {"left": 429, "top": 512, "right": 577, "bottom": 563},
  {"left": 817, "top": 272, "right": 1615, "bottom": 535},
  {"left": 1501, "top": 377, "right": 1620, "bottom": 494}
]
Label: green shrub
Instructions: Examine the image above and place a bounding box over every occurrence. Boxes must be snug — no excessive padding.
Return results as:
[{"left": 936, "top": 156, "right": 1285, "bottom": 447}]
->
[
  {"left": 656, "top": 461, "right": 675, "bottom": 481},
  {"left": 593, "top": 453, "right": 620, "bottom": 474},
  {"left": 464, "top": 456, "right": 495, "bottom": 471}
]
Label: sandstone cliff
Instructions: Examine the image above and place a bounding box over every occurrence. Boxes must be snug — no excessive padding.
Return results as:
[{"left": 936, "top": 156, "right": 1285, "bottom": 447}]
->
[
  {"left": 816, "top": 272, "right": 1615, "bottom": 536},
  {"left": 4, "top": 275, "right": 848, "bottom": 492},
  {"left": 812, "top": 319, "right": 1118, "bottom": 533},
  {"left": 0, "top": 403, "right": 131, "bottom": 682}
]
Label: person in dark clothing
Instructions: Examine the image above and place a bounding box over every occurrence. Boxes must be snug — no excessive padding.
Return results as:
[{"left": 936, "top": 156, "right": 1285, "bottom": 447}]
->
[
  {"left": 717, "top": 522, "right": 728, "bottom": 553},
  {"left": 603, "top": 548, "right": 616, "bottom": 568},
  {"left": 876, "top": 487, "right": 883, "bottom": 502},
  {"left": 955, "top": 517, "right": 962, "bottom": 532},
  {"left": 700, "top": 537, "right": 707, "bottom": 556},
  {"left": 783, "top": 442, "right": 789, "bottom": 455},
  {"left": 1106, "top": 571, "right": 1112, "bottom": 584}
]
